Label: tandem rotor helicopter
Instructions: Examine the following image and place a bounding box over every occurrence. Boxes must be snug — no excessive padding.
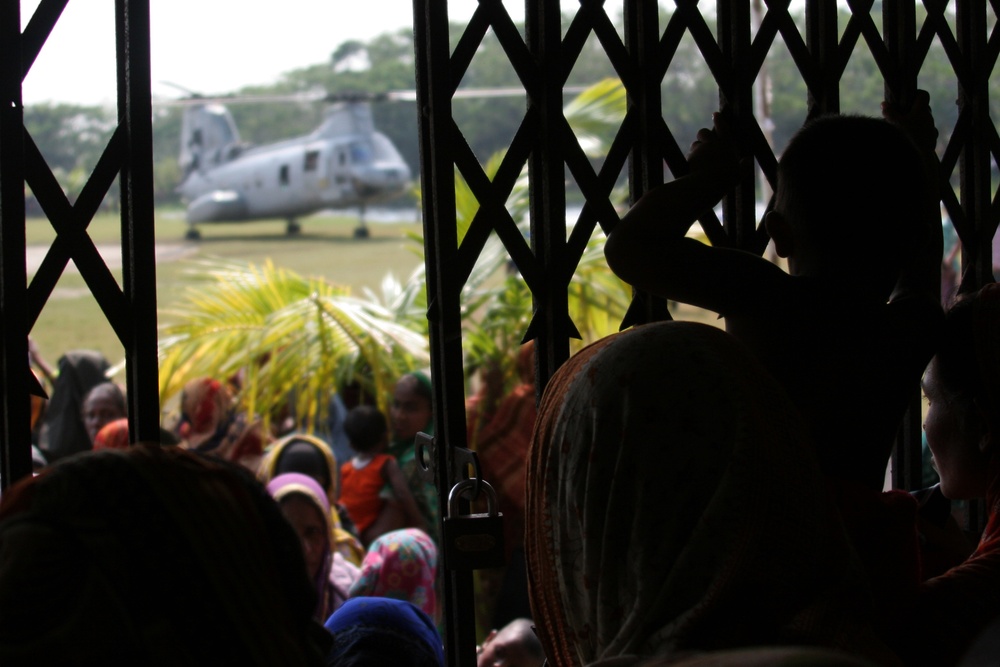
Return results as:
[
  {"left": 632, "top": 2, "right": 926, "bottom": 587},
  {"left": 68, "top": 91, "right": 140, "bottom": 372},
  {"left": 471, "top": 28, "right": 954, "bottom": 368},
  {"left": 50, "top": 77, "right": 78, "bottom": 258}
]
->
[
  {"left": 168, "top": 87, "right": 415, "bottom": 240},
  {"left": 166, "top": 84, "right": 592, "bottom": 240}
]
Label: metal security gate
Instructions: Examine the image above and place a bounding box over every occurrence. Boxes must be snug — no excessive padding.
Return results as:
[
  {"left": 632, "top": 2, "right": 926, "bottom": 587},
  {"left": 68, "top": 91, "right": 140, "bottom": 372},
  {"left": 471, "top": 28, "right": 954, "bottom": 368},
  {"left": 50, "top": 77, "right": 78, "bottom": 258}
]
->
[
  {"left": 414, "top": 1, "right": 998, "bottom": 664},
  {"left": 1, "top": 1, "right": 998, "bottom": 666},
  {"left": 1, "top": 0, "right": 159, "bottom": 488}
]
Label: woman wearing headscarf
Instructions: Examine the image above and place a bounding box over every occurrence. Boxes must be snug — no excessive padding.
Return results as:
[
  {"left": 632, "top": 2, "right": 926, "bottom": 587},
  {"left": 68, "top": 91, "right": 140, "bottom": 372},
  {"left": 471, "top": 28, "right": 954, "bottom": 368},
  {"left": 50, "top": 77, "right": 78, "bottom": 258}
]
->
[
  {"left": 472, "top": 341, "right": 538, "bottom": 631},
  {"left": 526, "top": 321, "right": 896, "bottom": 667},
  {"left": 176, "top": 376, "right": 267, "bottom": 470},
  {"left": 381, "top": 372, "right": 439, "bottom": 544},
  {"left": 324, "top": 597, "right": 445, "bottom": 667},
  {"left": 0, "top": 444, "right": 327, "bottom": 666},
  {"left": 349, "top": 527, "right": 438, "bottom": 621},
  {"left": 36, "top": 349, "right": 111, "bottom": 461},
  {"left": 268, "top": 472, "right": 358, "bottom": 620},
  {"left": 260, "top": 433, "right": 365, "bottom": 565}
]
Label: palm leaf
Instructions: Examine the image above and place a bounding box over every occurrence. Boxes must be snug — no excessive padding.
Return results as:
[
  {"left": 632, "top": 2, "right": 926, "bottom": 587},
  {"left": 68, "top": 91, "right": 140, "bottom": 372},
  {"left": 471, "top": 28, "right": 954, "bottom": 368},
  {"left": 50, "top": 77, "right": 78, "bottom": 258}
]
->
[{"left": 159, "top": 259, "right": 428, "bottom": 432}]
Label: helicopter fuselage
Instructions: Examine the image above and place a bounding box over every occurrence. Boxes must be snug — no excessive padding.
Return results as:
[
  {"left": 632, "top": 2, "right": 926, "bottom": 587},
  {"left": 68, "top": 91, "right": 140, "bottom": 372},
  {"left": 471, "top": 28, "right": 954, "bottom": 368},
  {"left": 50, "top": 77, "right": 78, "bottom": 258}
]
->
[
  {"left": 176, "top": 102, "right": 411, "bottom": 227},
  {"left": 179, "top": 131, "right": 410, "bottom": 224}
]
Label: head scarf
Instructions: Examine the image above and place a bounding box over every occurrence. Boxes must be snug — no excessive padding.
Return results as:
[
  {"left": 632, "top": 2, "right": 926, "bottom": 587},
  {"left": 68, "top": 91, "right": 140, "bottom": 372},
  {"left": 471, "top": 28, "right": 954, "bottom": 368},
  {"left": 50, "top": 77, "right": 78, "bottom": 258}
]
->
[
  {"left": 410, "top": 371, "right": 434, "bottom": 404},
  {"left": 259, "top": 434, "right": 364, "bottom": 565},
  {"left": 388, "top": 372, "right": 435, "bottom": 454},
  {"left": 324, "top": 597, "right": 444, "bottom": 667},
  {"left": 261, "top": 434, "right": 339, "bottom": 501},
  {"left": 474, "top": 341, "right": 538, "bottom": 553},
  {"left": 177, "top": 377, "right": 230, "bottom": 448},
  {"left": 526, "top": 321, "right": 887, "bottom": 667},
  {"left": 177, "top": 377, "right": 266, "bottom": 467},
  {"left": 37, "top": 350, "right": 111, "bottom": 461},
  {"left": 516, "top": 339, "right": 536, "bottom": 385},
  {"left": 94, "top": 418, "right": 130, "bottom": 451},
  {"left": 388, "top": 373, "right": 439, "bottom": 544},
  {"left": 349, "top": 528, "right": 438, "bottom": 619},
  {"left": 268, "top": 473, "right": 335, "bottom": 621},
  {"left": 0, "top": 445, "right": 326, "bottom": 666}
]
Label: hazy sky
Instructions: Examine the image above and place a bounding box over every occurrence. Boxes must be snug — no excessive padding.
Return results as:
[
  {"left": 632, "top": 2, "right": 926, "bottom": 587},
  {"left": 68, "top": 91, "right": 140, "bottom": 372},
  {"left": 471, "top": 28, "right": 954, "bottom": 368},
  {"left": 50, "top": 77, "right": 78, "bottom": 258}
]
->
[{"left": 19, "top": 0, "right": 527, "bottom": 106}]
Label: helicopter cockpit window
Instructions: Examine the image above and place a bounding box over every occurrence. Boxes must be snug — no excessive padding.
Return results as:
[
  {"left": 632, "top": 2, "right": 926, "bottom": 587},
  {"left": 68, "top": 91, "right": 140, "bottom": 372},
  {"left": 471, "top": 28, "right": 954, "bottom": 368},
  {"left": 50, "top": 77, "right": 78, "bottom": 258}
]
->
[
  {"left": 279, "top": 165, "right": 290, "bottom": 186},
  {"left": 304, "top": 150, "right": 320, "bottom": 172},
  {"left": 349, "top": 142, "right": 373, "bottom": 164}
]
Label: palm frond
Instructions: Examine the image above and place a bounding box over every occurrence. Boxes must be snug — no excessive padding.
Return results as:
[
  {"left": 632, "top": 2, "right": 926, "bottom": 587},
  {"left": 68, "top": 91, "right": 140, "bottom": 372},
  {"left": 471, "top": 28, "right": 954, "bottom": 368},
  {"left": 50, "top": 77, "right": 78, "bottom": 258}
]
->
[{"left": 159, "top": 260, "right": 428, "bottom": 430}]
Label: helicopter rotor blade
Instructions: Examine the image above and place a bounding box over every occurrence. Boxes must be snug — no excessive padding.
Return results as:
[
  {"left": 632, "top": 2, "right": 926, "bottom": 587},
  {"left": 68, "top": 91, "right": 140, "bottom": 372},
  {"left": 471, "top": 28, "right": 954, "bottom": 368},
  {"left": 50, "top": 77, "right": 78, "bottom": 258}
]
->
[
  {"left": 153, "top": 87, "right": 329, "bottom": 107},
  {"left": 154, "top": 84, "right": 592, "bottom": 107},
  {"left": 383, "top": 86, "right": 588, "bottom": 102}
]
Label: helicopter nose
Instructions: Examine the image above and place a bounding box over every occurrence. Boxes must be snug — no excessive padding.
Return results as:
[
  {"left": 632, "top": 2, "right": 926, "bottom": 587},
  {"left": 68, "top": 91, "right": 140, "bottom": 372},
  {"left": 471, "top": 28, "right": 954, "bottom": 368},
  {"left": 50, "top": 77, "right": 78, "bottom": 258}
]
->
[{"left": 353, "top": 166, "right": 410, "bottom": 196}]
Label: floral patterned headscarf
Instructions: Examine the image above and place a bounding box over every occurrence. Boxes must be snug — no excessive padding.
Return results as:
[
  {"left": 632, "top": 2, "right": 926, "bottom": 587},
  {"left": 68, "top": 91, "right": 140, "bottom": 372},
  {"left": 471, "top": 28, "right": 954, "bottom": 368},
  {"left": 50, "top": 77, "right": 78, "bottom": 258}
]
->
[{"left": 348, "top": 528, "right": 438, "bottom": 619}]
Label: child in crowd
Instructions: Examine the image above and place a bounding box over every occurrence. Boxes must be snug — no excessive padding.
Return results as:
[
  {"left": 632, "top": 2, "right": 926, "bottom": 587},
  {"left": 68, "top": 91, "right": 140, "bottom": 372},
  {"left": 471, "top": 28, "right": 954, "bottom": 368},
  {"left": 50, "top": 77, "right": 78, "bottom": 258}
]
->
[
  {"left": 605, "top": 94, "right": 943, "bottom": 494},
  {"left": 340, "top": 405, "right": 428, "bottom": 546}
]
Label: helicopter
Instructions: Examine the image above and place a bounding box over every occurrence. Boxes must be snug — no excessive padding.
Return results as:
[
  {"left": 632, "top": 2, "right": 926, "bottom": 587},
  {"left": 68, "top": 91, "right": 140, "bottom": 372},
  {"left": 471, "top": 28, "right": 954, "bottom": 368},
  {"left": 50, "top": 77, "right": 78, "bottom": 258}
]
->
[{"left": 175, "top": 91, "right": 413, "bottom": 240}]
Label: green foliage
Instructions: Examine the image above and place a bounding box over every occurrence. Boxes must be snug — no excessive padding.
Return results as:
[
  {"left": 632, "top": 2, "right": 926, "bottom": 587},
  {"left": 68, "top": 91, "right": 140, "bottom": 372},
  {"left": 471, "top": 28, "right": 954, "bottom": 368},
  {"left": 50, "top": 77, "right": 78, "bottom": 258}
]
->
[
  {"left": 159, "top": 259, "right": 429, "bottom": 430},
  {"left": 24, "top": 104, "right": 118, "bottom": 209},
  {"left": 447, "top": 79, "right": 632, "bottom": 390},
  {"left": 24, "top": 103, "right": 116, "bottom": 174},
  {"left": 563, "top": 77, "right": 628, "bottom": 157},
  {"left": 27, "top": 7, "right": 992, "bottom": 213}
]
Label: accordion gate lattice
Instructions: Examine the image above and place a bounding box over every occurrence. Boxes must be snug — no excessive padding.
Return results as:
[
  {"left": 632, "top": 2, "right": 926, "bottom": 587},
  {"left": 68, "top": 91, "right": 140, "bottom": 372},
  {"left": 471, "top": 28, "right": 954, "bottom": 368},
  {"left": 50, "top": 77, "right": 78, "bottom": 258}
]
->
[{"left": 414, "top": 1, "right": 998, "bottom": 664}]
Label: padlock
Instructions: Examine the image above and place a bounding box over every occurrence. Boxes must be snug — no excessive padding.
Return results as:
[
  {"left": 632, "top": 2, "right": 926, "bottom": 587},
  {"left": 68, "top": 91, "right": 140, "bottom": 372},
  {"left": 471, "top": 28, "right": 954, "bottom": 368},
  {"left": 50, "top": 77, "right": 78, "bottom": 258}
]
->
[{"left": 443, "top": 478, "right": 505, "bottom": 570}]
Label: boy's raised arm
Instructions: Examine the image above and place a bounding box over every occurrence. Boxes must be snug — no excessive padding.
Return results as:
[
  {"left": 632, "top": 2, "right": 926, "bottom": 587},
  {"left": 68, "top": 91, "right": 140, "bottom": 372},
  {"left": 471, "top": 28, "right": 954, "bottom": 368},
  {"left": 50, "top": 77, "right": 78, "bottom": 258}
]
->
[
  {"left": 883, "top": 90, "right": 944, "bottom": 306},
  {"left": 605, "top": 112, "right": 788, "bottom": 315}
]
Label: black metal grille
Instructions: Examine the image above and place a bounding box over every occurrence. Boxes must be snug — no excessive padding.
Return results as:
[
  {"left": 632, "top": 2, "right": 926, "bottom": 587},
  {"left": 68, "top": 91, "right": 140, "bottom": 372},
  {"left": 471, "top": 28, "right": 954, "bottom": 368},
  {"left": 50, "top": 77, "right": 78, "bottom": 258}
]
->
[
  {"left": 1, "top": 0, "right": 159, "bottom": 488},
  {"left": 0, "top": 2, "right": 997, "bottom": 664},
  {"left": 415, "top": 1, "right": 998, "bottom": 663}
]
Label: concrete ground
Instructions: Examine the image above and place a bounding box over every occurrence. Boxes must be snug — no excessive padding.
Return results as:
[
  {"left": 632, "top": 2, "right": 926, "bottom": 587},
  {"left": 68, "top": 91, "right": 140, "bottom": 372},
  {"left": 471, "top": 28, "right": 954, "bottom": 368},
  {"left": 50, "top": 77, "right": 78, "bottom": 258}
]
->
[
  {"left": 25, "top": 242, "right": 197, "bottom": 299},
  {"left": 25, "top": 242, "right": 195, "bottom": 275}
]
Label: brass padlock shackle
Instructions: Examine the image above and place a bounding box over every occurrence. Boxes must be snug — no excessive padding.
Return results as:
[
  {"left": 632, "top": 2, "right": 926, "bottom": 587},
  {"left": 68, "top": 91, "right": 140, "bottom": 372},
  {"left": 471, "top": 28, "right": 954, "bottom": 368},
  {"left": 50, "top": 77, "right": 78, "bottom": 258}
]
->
[{"left": 447, "top": 478, "right": 499, "bottom": 517}]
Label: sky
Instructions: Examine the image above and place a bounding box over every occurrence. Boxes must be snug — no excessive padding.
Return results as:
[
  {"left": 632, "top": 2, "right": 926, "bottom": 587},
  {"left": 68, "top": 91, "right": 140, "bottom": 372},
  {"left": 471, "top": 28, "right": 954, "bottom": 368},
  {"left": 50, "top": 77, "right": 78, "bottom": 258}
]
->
[{"left": 20, "top": 0, "right": 527, "bottom": 107}]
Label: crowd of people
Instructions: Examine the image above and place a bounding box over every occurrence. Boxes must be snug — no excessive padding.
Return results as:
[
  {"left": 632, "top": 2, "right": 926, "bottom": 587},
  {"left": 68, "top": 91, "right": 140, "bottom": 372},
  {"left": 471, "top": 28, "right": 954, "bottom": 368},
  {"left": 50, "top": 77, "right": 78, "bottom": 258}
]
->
[
  {"left": 3, "top": 91, "right": 999, "bottom": 666},
  {"left": 12, "top": 350, "right": 539, "bottom": 665}
]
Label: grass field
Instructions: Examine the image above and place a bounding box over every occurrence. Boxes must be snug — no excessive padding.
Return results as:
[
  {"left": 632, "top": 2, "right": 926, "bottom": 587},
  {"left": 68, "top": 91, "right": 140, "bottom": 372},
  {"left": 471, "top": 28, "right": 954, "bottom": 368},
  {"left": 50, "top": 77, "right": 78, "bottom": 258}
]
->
[
  {"left": 27, "top": 211, "right": 427, "bottom": 366},
  {"left": 26, "top": 209, "right": 718, "bottom": 370}
]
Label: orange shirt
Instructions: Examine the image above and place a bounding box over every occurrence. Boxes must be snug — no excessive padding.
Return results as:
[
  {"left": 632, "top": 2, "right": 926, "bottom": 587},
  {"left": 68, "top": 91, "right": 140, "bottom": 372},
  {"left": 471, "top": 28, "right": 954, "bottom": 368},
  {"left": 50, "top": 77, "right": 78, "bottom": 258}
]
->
[{"left": 339, "top": 453, "right": 391, "bottom": 535}]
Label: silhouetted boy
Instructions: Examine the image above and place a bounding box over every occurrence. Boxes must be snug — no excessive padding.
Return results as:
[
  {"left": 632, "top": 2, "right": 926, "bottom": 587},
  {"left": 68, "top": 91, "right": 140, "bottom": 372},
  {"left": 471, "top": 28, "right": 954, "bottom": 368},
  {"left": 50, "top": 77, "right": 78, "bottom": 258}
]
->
[{"left": 605, "top": 94, "right": 943, "bottom": 493}]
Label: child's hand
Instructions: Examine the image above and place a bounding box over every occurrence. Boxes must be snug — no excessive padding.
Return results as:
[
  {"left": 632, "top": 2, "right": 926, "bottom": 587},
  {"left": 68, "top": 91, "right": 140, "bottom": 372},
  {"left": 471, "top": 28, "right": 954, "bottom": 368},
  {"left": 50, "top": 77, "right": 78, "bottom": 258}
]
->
[
  {"left": 882, "top": 89, "right": 938, "bottom": 155},
  {"left": 686, "top": 110, "right": 740, "bottom": 184}
]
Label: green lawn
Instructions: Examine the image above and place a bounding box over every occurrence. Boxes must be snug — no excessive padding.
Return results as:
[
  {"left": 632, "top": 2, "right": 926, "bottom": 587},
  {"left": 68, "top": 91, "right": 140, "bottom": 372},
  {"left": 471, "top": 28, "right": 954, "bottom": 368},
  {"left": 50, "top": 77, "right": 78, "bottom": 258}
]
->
[
  {"left": 27, "top": 211, "right": 426, "bottom": 366},
  {"left": 26, "top": 209, "right": 717, "bottom": 371}
]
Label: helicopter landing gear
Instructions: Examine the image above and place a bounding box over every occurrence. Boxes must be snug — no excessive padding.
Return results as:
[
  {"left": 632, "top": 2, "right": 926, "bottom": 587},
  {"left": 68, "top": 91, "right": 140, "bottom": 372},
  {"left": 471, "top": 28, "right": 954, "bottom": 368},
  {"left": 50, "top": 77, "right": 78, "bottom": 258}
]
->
[
  {"left": 185, "top": 226, "right": 201, "bottom": 241},
  {"left": 286, "top": 219, "right": 302, "bottom": 236},
  {"left": 352, "top": 204, "right": 370, "bottom": 239}
]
